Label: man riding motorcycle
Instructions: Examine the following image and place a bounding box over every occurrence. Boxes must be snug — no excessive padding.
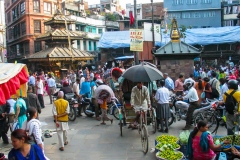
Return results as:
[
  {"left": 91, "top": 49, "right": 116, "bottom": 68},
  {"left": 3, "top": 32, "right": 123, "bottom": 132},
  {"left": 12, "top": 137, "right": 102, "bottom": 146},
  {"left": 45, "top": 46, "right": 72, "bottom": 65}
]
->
[
  {"left": 179, "top": 80, "right": 199, "bottom": 130},
  {"left": 54, "top": 81, "right": 73, "bottom": 99}
]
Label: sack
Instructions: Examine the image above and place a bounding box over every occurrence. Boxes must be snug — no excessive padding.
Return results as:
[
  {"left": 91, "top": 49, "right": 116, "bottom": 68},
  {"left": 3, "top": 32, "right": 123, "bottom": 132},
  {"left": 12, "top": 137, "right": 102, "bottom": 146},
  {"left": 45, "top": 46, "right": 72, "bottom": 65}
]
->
[
  {"left": 218, "top": 152, "right": 227, "bottom": 160},
  {"left": 210, "top": 79, "right": 219, "bottom": 98},
  {"left": 224, "top": 90, "right": 237, "bottom": 115},
  {"left": 12, "top": 121, "right": 19, "bottom": 131},
  {"left": 179, "top": 130, "right": 190, "bottom": 145},
  {"left": 200, "top": 92, "right": 205, "bottom": 99}
]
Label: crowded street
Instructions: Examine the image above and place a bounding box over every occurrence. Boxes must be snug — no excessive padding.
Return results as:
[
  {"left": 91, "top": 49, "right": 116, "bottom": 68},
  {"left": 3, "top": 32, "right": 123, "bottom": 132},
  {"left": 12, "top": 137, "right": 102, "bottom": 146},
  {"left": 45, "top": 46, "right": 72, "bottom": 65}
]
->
[{"left": 0, "top": 94, "right": 227, "bottom": 160}]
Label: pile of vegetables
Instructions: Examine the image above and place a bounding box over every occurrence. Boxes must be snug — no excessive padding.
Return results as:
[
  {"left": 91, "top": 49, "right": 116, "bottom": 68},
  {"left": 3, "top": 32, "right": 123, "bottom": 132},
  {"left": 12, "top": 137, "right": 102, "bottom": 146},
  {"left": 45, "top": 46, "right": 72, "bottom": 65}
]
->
[
  {"left": 214, "top": 135, "right": 240, "bottom": 146},
  {"left": 179, "top": 131, "right": 190, "bottom": 145},
  {"left": 156, "top": 150, "right": 183, "bottom": 160}
]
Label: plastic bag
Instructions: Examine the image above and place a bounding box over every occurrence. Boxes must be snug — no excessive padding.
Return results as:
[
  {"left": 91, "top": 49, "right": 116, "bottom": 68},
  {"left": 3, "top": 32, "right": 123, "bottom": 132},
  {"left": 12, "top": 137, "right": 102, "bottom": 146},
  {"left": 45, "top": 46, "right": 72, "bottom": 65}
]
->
[
  {"left": 218, "top": 152, "right": 227, "bottom": 160},
  {"left": 179, "top": 130, "right": 190, "bottom": 145}
]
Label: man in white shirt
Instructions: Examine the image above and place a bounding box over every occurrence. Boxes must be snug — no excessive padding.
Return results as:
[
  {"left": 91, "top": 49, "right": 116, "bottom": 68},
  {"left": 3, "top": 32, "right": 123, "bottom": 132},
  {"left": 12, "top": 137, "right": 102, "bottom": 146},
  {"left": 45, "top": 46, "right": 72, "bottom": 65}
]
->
[
  {"left": 200, "top": 69, "right": 207, "bottom": 79},
  {"left": 155, "top": 79, "right": 170, "bottom": 133},
  {"left": 79, "top": 74, "right": 85, "bottom": 91},
  {"left": 219, "top": 78, "right": 228, "bottom": 101},
  {"left": 73, "top": 78, "right": 82, "bottom": 116},
  {"left": 184, "top": 74, "right": 195, "bottom": 85},
  {"left": 36, "top": 76, "right": 45, "bottom": 108},
  {"left": 182, "top": 81, "right": 199, "bottom": 130},
  {"left": 47, "top": 74, "right": 56, "bottom": 104}
]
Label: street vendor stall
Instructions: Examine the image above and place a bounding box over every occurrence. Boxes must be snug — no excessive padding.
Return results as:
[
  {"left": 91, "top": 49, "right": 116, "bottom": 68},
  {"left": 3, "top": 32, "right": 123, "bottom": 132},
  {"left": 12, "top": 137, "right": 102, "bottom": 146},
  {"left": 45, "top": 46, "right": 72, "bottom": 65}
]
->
[{"left": 0, "top": 63, "right": 29, "bottom": 105}]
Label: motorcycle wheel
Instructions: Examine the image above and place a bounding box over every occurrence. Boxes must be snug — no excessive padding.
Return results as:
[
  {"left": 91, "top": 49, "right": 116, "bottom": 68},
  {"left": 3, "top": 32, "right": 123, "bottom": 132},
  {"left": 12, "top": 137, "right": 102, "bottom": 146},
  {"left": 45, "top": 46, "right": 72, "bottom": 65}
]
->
[
  {"left": 83, "top": 104, "right": 94, "bottom": 117},
  {"left": 113, "top": 107, "right": 119, "bottom": 120},
  {"left": 69, "top": 106, "right": 76, "bottom": 121},
  {"left": 168, "top": 105, "right": 176, "bottom": 127}
]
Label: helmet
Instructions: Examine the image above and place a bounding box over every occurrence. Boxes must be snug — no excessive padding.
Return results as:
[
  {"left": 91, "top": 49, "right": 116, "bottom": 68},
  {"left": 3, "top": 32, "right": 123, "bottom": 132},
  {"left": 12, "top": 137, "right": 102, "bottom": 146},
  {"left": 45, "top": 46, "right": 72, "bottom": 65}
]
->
[
  {"left": 185, "top": 80, "right": 194, "bottom": 90},
  {"left": 228, "top": 80, "right": 238, "bottom": 90},
  {"left": 96, "top": 79, "right": 103, "bottom": 85},
  {"left": 63, "top": 81, "right": 69, "bottom": 87}
]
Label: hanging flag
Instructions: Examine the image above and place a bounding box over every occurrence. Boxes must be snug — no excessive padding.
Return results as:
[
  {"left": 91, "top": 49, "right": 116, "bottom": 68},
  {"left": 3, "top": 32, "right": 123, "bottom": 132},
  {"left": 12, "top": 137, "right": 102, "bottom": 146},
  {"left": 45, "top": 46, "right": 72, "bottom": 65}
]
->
[{"left": 129, "top": 11, "right": 134, "bottom": 26}]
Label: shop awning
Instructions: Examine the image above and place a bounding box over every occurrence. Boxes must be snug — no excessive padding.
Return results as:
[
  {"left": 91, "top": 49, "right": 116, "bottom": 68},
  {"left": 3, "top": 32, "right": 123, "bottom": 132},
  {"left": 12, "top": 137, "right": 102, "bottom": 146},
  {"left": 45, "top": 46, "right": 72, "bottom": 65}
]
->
[
  {"left": 115, "top": 55, "right": 134, "bottom": 60},
  {"left": 0, "top": 63, "right": 29, "bottom": 105}
]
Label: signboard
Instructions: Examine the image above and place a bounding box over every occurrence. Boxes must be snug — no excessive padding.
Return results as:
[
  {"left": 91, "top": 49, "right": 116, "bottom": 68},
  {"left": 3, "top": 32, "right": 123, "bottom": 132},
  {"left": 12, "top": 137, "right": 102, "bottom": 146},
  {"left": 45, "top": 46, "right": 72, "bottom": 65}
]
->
[{"left": 130, "top": 29, "right": 143, "bottom": 52}]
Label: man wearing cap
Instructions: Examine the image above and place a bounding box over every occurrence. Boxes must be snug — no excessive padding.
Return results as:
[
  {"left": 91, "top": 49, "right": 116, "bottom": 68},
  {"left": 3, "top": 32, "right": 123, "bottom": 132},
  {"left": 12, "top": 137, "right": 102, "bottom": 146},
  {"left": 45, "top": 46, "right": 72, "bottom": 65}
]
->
[
  {"left": 52, "top": 91, "right": 70, "bottom": 151},
  {"left": 163, "top": 73, "right": 174, "bottom": 95}
]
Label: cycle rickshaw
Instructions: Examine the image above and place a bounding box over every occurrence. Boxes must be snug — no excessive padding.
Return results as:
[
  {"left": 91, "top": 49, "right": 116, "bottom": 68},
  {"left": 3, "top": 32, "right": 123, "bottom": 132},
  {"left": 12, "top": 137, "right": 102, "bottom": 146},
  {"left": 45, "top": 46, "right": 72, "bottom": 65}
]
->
[{"left": 117, "top": 62, "right": 163, "bottom": 154}]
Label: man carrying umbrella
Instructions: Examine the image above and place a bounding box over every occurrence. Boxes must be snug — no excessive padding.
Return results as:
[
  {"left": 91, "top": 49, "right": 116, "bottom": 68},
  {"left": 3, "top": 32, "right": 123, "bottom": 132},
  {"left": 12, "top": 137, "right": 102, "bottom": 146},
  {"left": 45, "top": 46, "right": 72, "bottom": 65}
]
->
[{"left": 130, "top": 82, "right": 151, "bottom": 129}]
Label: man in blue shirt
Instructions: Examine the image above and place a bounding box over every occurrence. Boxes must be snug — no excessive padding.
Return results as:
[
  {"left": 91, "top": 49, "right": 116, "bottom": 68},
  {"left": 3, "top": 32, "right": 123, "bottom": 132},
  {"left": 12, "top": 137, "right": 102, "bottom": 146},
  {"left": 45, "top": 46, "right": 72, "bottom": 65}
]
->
[
  {"left": 47, "top": 74, "right": 56, "bottom": 104},
  {"left": 28, "top": 73, "right": 36, "bottom": 93},
  {"left": 163, "top": 73, "right": 174, "bottom": 95}
]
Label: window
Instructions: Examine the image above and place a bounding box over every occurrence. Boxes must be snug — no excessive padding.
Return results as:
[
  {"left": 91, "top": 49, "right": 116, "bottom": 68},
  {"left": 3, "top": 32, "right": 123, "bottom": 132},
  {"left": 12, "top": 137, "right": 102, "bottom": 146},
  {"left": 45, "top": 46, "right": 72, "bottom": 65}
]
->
[
  {"left": 88, "top": 41, "right": 92, "bottom": 51},
  {"left": 34, "top": 20, "right": 41, "bottom": 33},
  {"left": 21, "top": 21, "right": 26, "bottom": 35},
  {"left": 54, "top": 4, "right": 57, "bottom": 12},
  {"left": 83, "top": 41, "right": 86, "bottom": 50},
  {"left": 173, "top": 0, "right": 184, "bottom": 5},
  {"left": 44, "top": 25, "right": 51, "bottom": 33},
  {"left": 201, "top": 0, "right": 212, "bottom": 3},
  {"left": 98, "top": 28, "right": 103, "bottom": 34},
  {"left": 20, "top": 2, "right": 25, "bottom": 15},
  {"left": 12, "top": 5, "right": 19, "bottom": 21},
  {"left": 44, "top": 2, "right": 51, "bottom": 14},
  {"left": 23, "top": 42, "right": 29, "bottom": 55},
  {"left": 7, "top": 12, "right": 11, "bottom": 24},
  {"left": 8, "top": 29, "right": 13, "bottom": 40},
  {"left": 203, "top": 11, "right": 215, "bottom": 17},
  {"left": 33, "top": 0, "right": 40, "bottom": 13},
  {"left": 137, "top": 9, "right": 140, "bottom": 15},
  {"left": 34, "top": 41, "right": 41, "bottom": 52},
  {"left": 77, "top": 40, "right": 80, "bottom": 49},
  {"left": 13, "top": 24, "right": 20, "bottom": 38},
  {"left": 89, "top": 28, "right": 92, "bottom": 33},
  {"left": 186, "top": 0, "right": 197, "bottom": 4},
  {"left": 124, "top": 21, "right": 129, "bottom": 28},
  {"left": 169, "top": 13, "right": 181, "bottom": 19},
  {"left": 93, "top": 42, "right": 97, "bottom": 51}
]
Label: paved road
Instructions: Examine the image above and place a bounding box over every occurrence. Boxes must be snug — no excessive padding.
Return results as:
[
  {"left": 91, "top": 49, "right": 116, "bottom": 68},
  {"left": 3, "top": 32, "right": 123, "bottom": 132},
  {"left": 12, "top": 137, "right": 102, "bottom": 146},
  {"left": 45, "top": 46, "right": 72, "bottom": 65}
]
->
[{"left": 0, "top": 95, "right": 227, "bottom": 160}]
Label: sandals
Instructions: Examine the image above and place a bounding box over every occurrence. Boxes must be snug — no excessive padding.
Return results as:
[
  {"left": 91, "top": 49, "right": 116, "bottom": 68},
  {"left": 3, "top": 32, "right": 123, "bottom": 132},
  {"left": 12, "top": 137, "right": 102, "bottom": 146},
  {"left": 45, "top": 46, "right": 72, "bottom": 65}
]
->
[
  {"left": 59, "top": 147, "right": 64, "bottom": 151},
  {"left": 101, "top": 122, "right": 106, "bottom": 125},
  {"left": 110, "top": 119, "right": 113, "bottom": 124},
  {"left": 64, "top": 141, "right": 68, "bottom": 145}
]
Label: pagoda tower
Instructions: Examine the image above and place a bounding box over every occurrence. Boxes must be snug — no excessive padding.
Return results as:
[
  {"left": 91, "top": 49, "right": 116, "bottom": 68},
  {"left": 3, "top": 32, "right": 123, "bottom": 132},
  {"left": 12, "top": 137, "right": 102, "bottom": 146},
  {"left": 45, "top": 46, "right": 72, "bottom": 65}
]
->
[{"left": 28, "top": 6, "right": 94, "bottom": 71}]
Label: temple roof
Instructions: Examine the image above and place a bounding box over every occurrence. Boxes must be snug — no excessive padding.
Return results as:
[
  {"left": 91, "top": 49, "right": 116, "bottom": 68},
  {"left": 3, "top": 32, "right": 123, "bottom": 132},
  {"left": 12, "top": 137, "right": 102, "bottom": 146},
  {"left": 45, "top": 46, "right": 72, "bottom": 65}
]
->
[
  {"left": 37, "top": 29, "right": 87, "bottom": 41},
  {"left": 154, "top": 18, "right": 200, "bottom": 56},
  {"left": 44, "top": 9, "right": 76, "bottom": 25},
  {"left": 28, "top": 47, "right": 95, "bottom": 61}
]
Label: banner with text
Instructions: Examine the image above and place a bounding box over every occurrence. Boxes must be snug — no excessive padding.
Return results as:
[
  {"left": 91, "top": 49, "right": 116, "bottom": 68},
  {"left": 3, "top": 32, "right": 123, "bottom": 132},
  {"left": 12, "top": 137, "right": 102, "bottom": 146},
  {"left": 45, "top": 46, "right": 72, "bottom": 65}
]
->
[{"left": 130, "top": 29, "right": 143, "bottom": 52}]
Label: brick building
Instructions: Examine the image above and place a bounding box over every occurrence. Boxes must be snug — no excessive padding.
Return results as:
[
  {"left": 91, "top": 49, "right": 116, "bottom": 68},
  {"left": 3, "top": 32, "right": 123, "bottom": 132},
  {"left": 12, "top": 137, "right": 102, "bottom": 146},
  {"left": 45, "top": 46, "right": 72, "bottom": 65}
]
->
[
  {"left": 5, "top": 0, "right": 61, "bottom": 62},
  {"left": 142, "top": 2, "right": 164, "bottom": 19}
]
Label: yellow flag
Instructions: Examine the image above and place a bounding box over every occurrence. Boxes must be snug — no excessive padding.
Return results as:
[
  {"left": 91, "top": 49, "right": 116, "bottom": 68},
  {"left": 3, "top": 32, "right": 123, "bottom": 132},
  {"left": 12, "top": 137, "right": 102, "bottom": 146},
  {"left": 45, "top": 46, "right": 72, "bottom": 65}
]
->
[{"left": 15, "top": 60, "right": 17, "bottom": 64}]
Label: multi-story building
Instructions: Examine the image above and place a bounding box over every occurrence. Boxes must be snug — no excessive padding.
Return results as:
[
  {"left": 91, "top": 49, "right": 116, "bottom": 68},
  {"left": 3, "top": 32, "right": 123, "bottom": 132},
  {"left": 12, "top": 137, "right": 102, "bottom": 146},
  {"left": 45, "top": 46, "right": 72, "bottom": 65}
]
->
[
  {"left": 222, "top": 0, "right": 240, "bottom": 26},
  {"left": 5, "top": 0, "right": 60, "bottom": 62},
  {"left": 0, "top": 0, "right": 6, "bottom": 62},
  {"left": 100, "top": 0, "right": 121, "bottom": 12},
  {"left": 126, "top": 3, "right": 143, "bottom": 20},
  {"left": 164, "top": 0, "right": 222, "bottom": 28},
  {"left": 142, "top": 2, "right": 164, "bottom": 19}
]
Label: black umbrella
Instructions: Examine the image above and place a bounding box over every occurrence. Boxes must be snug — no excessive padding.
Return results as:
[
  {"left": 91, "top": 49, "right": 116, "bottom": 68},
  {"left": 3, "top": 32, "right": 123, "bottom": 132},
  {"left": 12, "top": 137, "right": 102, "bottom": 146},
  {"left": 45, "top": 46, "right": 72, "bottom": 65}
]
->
[{"left": 122, "top": 63, "right": 163, "bottom": 82}]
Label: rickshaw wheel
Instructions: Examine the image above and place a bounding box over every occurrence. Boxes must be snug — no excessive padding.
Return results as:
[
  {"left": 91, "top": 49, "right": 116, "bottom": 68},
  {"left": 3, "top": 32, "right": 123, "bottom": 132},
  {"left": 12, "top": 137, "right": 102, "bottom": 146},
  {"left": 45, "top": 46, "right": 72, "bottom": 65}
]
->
[{"left": 141, "top": 124, "right": 148, "bottom": 154}]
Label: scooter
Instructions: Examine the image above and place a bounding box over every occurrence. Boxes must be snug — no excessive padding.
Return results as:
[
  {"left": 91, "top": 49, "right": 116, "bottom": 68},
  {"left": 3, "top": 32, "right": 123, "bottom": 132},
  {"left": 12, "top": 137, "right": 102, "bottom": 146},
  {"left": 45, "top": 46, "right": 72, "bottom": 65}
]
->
[
  {"left": 65, "top": 93, "right": 78, "bottom": 121},
  {"left": 82, "top": 97, "right": 102, "bottom": 117},
  {"left": 168, "top": 95, "right": 217, "bottom": 126}
]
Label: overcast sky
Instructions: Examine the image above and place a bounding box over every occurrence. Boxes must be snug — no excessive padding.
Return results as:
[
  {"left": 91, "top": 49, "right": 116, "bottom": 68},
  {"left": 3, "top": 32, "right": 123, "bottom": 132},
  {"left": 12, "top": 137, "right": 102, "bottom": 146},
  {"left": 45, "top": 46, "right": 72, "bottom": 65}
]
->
[{"left": 87, "top": 0, "right": 164, "bottom": 9}]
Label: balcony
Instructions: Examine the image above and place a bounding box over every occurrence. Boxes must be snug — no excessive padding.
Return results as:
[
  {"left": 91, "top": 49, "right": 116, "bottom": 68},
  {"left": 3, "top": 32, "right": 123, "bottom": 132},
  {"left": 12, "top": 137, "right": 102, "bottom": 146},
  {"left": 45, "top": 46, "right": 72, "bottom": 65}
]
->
[
  {"left": 85, "top": 32, "right": 101, "bottom": 40},
  {"left": 224, "top": 14, "right": 239, "bottom": 20},
  {"left": 105, "top": 21, "right": 119, "bottom": 28}
]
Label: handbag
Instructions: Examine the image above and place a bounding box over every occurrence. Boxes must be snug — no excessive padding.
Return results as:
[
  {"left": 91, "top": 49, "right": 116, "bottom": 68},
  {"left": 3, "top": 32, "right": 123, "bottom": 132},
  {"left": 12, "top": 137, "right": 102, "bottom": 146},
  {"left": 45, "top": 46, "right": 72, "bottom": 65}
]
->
[{"left": 200, "top": 92, "right": 205, "bottom": 99}]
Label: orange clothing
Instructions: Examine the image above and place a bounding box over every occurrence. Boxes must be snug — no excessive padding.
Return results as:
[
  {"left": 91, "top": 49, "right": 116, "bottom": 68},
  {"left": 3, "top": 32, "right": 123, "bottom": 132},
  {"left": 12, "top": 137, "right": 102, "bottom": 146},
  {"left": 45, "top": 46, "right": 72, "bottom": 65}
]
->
[{"left": 100, "top": 99, "right": 108, "bottom": 110}]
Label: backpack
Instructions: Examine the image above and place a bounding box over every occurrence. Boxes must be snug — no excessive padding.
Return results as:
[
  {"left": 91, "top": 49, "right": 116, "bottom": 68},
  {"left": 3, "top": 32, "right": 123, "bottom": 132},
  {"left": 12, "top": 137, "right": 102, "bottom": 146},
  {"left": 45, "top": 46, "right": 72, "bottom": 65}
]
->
[
  {"left": 15, "top": 98, "right": 27, "bottom": 116},
  {"left": 224, "top": 90, "right": 237, "bottom": 115},
  {"left": 210, "top": 79, "right": 219, "bottom": 98}
]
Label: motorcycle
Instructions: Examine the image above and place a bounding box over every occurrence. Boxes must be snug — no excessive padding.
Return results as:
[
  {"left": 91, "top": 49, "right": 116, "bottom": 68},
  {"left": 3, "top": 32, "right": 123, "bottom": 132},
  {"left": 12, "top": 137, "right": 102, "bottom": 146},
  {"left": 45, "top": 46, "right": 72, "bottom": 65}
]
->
[
  {"left": 82, "top": 97, "right": 102, "bottom": 117},
  {"left": 83, "top": 97, "right": 122, "bottom": 120},
  {"left": 168, "top": 95, "right": 217, "bottom": 126},
  {"left": 65, "top": 93, "right": 78, "bottom": 121}
]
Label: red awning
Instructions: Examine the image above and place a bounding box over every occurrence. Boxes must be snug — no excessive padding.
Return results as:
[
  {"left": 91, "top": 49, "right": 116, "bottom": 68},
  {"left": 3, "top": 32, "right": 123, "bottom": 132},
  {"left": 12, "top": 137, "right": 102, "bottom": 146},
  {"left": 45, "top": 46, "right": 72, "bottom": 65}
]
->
[{"left": 0, "top": 63, "right": 28, "bottom": 105}]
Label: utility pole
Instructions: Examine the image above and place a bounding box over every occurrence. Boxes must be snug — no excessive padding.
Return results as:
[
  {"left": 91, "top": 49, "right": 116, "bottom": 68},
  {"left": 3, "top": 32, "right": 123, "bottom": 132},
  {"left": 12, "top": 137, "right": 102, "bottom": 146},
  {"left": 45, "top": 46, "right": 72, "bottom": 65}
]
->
[
  {"left": 134, "top": 0, "right": 139, "bottom": 65},
  {"left": 151, "top": 0, "right": 155, "bottom": 49}
]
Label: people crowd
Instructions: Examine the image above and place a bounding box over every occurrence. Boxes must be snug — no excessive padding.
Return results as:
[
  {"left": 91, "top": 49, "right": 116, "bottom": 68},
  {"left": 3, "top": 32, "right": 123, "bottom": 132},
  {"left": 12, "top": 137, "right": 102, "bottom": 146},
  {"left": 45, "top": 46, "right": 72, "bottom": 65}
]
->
[{"left": 1, "top": 61, "right": 240, "bottom": 159}]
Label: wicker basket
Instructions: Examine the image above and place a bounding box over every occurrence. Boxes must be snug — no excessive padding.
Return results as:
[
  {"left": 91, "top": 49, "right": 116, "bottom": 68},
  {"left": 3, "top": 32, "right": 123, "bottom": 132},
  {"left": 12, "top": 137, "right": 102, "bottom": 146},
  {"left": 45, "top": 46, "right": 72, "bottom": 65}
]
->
[{"left": 7, "top": 114, "right": 15, "bottom": 123}]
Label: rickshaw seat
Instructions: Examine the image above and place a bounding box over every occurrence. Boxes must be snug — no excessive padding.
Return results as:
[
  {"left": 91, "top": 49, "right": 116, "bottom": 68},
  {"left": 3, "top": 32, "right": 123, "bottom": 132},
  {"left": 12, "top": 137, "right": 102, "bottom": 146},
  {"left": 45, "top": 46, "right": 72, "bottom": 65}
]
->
[{"left": 124, "top": 100, "right": 132, "bottom": 110}]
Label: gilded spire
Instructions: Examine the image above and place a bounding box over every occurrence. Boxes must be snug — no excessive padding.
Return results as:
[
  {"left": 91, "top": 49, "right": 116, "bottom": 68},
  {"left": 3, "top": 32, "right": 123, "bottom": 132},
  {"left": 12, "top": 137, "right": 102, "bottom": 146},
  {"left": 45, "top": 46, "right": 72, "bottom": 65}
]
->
[{"left": 170, "top": 18, "right": 180, "bottom": 42}]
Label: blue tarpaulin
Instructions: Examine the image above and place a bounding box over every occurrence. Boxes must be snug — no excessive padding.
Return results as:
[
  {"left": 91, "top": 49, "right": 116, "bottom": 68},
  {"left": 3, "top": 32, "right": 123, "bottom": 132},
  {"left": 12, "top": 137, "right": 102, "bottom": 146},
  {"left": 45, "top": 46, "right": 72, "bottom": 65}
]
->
[
  {"left": 97, "top": 26, "right": 240, "bottom": 49},
  {"left": 115, "top": 56, "right": 134, "bottom": 60}
]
